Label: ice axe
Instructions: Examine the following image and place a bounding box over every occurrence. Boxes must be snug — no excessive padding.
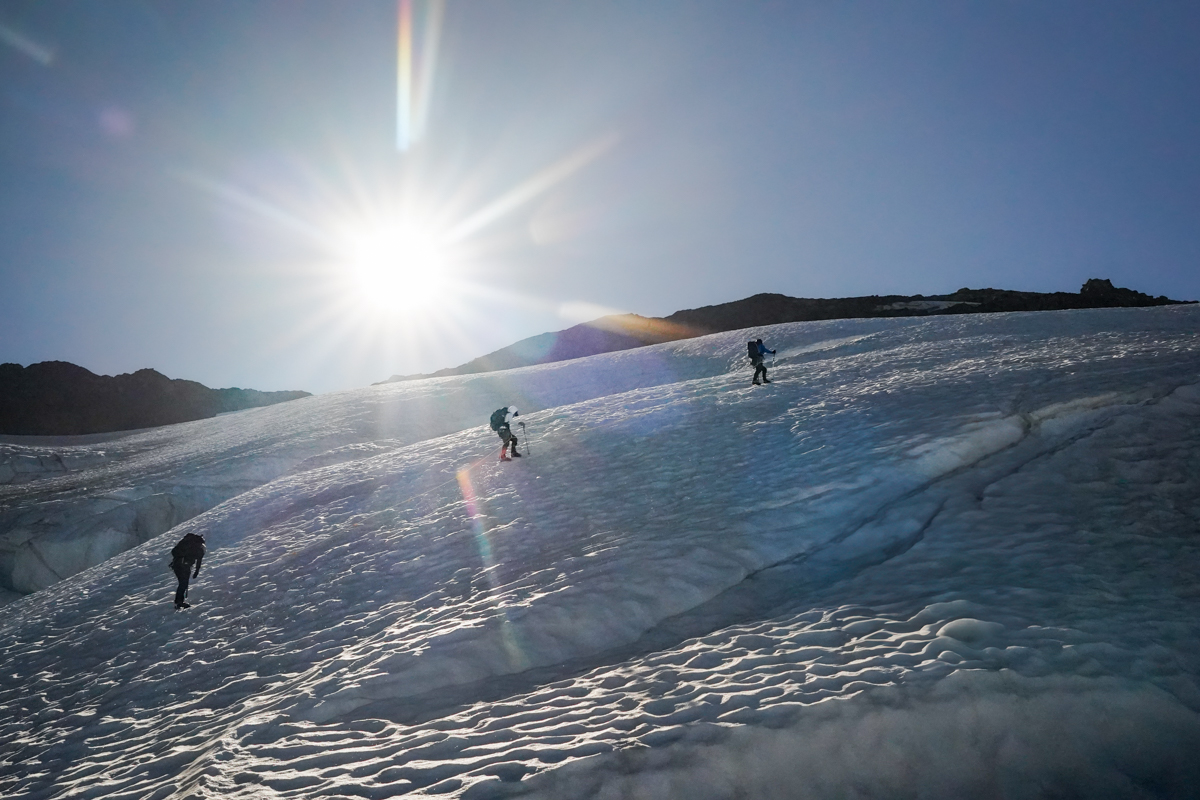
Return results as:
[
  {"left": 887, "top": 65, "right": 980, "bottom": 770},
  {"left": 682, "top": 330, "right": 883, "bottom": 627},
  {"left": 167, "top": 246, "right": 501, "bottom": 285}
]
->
[{"left": 518, "top": 421, "right": 529, "bottom": 456}]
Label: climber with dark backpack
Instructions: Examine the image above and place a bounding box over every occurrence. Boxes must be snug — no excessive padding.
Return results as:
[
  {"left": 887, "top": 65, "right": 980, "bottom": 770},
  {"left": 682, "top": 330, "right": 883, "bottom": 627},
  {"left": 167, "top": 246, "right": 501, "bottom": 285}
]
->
[
  {"left": 490, "top": 406, "right": 522, "bottom": 461},
  {"left": 748, "top": 338, "right": 776, "bottom": 385},
  {"left": 169, "top": 532, "right": 206, "bottom": 610}
]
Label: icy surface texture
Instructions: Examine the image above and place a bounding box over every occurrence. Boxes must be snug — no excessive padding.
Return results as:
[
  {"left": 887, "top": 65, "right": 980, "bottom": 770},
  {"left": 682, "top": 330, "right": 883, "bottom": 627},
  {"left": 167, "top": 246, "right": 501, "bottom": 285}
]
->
[
  {"left": 0, "top": 343, "right": 730, "bottom": 596},
  {"left": 1, "top": 306, "right": 1199, "bottom": 799}
]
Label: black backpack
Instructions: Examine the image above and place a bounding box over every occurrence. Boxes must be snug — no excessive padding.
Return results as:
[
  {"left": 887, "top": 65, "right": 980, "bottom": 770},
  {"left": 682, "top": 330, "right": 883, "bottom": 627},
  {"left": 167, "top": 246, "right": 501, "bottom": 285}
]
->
[
  {"left": 171, "top": 533, "right": 206, "bottom": 564},
  {"left": 489, "top": 407, "right": 508, "bottom": 432},
  {"left": 747, "top": 341, "right": 758, "bottom": 360}
]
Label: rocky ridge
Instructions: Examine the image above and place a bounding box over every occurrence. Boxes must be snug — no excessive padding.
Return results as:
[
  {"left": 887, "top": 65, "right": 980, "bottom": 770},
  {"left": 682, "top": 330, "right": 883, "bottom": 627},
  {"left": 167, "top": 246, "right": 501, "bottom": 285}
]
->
[
  {"left": 377, "top": 278, "right": 1191, "bottom": 384},
  {"left": 0, "top": 361, "right": 311, "bottom": 436}
]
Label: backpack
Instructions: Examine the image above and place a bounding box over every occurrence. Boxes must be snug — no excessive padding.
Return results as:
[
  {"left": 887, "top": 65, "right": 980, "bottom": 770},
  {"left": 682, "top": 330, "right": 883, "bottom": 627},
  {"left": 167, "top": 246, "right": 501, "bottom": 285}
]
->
[
  {"left": 171, "top": 533, "right": 206, "bottom": 564},
  {"left": 489, "top": 407, "right": 508, "bottom": 432},
  {"left": 747, "top": 341, "right": 759, "bottom": 361}
]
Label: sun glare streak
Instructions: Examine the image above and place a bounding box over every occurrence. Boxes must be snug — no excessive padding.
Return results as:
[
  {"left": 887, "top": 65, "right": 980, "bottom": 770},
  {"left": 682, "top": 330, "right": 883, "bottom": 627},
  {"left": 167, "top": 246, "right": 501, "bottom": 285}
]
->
[
  {"left": 0, "top": 22, "right": 55, "bottom": 65},
  {"left": 397, "top": 0, "right": 444, "bottom": 152},
  {"left": 452, "top": 281, "right": 569, "bottom": 320},
  {"left": 174, "top": 167, "right": 463, "bottom": 318},
  {"left": 174, "top": 142, "right": 619, "bottom": 354},
  {"left": 456, "top": 468, "right": 530, "bottom": 671},
  {"left": 265, "top": 298, "right": 408, "bottom": 386},
  {"left": 448, "top": 131, "right": 621, "bottom": 242},
  {"left": 414, "top": 1, "right": 445, "bottom": 143},
  {"left": 174, "top": 68, "right": 620, "bottom": 377},
  {"left": 172, "top": 169, "right": 336, "bottom": 249},
  {"left": 256, "top": 297, "right": 369, "bottom": 383}
]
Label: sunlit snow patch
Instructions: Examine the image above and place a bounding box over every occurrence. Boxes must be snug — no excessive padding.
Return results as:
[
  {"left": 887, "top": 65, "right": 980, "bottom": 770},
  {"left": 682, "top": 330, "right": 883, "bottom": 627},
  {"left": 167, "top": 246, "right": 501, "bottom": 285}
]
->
[{"left": 1, "top": 306, "right": 1199, "bottom": 799}]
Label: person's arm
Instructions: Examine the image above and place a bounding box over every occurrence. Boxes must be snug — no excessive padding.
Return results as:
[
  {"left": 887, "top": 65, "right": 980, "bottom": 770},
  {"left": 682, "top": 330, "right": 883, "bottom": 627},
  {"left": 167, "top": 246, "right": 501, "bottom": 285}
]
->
[{"left": 193, "top": 551, "right": 203, "bottom": 578}]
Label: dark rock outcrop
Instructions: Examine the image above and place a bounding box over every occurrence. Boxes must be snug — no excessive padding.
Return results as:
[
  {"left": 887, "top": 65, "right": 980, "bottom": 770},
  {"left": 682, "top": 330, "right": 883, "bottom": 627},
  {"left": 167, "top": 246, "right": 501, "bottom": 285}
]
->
[
  {"left": 0, "top": 362, "right": 311, "bottom": 435},
  {"left": 377, "top": 280, "right": 1193, "bottom": 384}
]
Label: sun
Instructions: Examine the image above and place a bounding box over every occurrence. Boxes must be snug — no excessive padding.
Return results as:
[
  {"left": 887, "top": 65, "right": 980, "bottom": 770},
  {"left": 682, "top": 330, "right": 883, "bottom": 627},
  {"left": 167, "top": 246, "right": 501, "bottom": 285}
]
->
[{"left": 338, "top": 222, "right": 451, "bottom": 314}]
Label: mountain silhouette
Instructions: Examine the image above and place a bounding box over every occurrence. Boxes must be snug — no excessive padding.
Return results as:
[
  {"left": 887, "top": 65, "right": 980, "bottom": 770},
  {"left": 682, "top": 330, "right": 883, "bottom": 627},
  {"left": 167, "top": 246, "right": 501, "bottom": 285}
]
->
[
  {"left": 378, "top": 279, "right": 1192, "bottom": 383},
  {"left": 0, "top": 362, "right": 311, "bottom": 435}
]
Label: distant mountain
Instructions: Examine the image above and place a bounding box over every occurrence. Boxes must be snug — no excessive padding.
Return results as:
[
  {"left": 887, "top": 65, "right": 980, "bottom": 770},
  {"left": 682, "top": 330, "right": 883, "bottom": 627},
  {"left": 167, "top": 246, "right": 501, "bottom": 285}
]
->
[
  {"left": 378, "top": 314, "right": 705, "bottom": 383},
  {"left": 377, "top": 279, "right": 1194, "bottom": 384},
  {"left": 0, "top": 362, "right": 311, "bottom": 436}
]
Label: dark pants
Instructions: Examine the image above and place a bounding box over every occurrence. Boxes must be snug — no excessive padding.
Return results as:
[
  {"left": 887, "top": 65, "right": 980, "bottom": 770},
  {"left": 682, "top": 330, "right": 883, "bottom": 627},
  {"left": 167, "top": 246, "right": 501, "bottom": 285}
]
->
[
  {"left": 498, "top": 427, "right": 518, "bottom": 454},
  {"left": 173, "top": 563, "right": 192, "bottom": 607},
  {"left": 752, "top": 358, "right": 768, "bottom": 382}
]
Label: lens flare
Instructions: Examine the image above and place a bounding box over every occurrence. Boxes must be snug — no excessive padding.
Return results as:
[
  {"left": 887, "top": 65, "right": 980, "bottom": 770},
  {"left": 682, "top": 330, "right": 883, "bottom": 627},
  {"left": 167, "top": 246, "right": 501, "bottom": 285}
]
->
[
  {"left": 397, "top": 0, "right": 412, "bottom": 150},
  {"left": 397, "top": 0, "right": 444, "bottom": 152},
  {"left": 0, "top": 22, "right": 55, "bottom": 65},
  {"left": 456, "top": 467, "right": 530, "bottom": 670}
]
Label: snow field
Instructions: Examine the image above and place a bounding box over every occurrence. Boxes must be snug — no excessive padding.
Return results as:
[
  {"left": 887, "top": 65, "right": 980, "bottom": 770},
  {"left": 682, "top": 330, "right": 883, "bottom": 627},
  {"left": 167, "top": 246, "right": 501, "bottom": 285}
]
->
[
  {"left": 1, "top": 306, "right": 1199, "bottom": 799},
  {"left": 0, "top": 341, "right": 738, "bottom": 598}
]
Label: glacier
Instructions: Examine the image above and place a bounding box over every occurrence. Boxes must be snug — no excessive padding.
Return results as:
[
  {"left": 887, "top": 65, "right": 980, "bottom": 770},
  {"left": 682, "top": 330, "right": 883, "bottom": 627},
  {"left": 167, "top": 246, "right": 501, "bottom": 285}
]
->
[{"left": 1, "top": 306, "right": 1199, "bottom": 799}]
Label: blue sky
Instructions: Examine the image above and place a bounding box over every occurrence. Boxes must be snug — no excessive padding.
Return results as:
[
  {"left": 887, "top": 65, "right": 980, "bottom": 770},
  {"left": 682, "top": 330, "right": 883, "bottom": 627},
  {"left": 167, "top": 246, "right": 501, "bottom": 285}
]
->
[{"left": 2, "top": 1, "right": 1199, "bottom": 393}]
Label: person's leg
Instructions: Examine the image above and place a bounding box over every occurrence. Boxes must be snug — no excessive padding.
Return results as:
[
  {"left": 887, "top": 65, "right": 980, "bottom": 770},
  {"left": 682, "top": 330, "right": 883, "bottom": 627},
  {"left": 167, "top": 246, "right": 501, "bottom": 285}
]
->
[
  {"left": 509, "top": 434, "right": 521, "bottom": 456},
  {"left": 174, "top": 565, "right": 191, "bottom": 607},
  {"left": 499, "top": 429, "right": 511, "bottom": 459},
  {"left": 753, "top": 362, "right": 765, "bottom": 383}
]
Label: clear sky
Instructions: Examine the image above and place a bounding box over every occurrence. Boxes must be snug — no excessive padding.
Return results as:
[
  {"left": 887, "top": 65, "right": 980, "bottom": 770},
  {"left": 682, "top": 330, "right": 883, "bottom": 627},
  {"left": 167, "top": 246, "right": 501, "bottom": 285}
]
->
[{"left": 2, "top": 1, "right": 1199, "bottom": 394}]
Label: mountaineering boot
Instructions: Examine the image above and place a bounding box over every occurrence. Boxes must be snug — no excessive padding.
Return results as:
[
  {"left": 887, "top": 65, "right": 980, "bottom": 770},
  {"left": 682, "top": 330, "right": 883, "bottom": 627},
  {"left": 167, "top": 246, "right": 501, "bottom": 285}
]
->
[
  {"left": 176, "top": 602, "right": 191, "bottom": 609},
  {"left": 763, "top": 378, "right": 771, "bottom": 383},
  {"left": 500, "top": 453, "right": 512, "bottom": 462},
  {"left": 753, "top": 380, "right": 761, "bottom": 385},
  {"left": 511, "top": 450, "right": 522, "bottom": 458}
]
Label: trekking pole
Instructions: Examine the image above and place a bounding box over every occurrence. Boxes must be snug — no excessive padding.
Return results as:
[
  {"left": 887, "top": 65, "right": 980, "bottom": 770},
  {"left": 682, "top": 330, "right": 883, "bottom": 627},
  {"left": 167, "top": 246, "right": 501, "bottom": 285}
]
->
[{"left": 519, "top": 421, "right": 529, "bottom": 456}]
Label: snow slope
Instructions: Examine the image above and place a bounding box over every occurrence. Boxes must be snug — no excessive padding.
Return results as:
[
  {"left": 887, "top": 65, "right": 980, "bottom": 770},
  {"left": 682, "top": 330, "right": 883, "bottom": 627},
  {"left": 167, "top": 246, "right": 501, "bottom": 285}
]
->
[
  {"left": 2, "top": 306, "right": 1199, "bottom": 799},
  {"left": 0, "top": 340, "right": 731, "bottom": 598}
]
